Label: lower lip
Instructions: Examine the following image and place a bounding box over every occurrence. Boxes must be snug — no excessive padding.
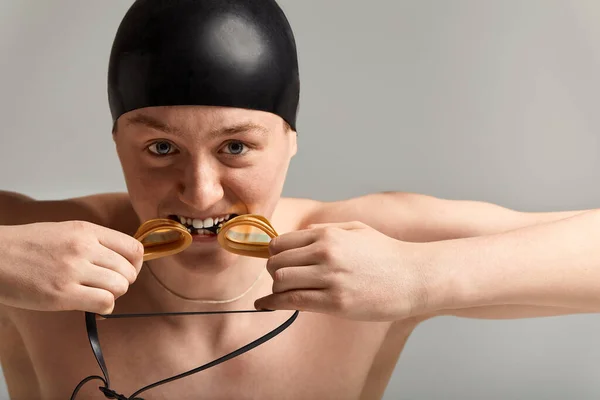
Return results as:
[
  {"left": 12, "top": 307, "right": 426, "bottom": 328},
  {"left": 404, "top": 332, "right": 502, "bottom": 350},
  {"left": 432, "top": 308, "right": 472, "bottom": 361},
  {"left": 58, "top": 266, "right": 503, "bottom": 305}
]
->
[{"left": 191, "top": 233, "right": 219, "bottom": 243}]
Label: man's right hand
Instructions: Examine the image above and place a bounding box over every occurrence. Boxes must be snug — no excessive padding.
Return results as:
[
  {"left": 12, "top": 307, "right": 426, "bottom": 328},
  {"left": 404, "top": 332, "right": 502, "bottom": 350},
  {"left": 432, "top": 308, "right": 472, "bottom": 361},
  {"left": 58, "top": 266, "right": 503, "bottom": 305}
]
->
[{"left": 0, "top": 220, "right": 144, "bottom": 314}]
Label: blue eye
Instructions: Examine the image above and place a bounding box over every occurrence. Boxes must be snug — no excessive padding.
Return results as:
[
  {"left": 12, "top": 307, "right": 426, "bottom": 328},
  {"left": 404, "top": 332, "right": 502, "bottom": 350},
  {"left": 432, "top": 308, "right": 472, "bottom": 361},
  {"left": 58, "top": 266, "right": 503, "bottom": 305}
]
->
[
  {"left": 223, "top": 141, "right": 248, "bottom": 155},
  {"left": 148, "top": 141, "right": 175, "bottom": 155}
]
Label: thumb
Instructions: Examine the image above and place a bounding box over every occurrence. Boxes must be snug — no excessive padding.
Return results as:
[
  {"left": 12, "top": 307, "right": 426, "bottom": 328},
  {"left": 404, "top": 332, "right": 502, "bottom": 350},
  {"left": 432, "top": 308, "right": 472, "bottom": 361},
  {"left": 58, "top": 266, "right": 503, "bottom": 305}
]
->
[{"left": 255, "top": 290, "right": 326, "bottom": 312}]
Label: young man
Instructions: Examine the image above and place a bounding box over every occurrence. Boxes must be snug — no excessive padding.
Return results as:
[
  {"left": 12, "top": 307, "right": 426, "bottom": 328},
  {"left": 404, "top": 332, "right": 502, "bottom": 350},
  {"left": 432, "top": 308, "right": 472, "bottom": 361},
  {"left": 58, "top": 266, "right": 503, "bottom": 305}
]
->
[{"left": 1, "top": 0, "right": 600, "bottom": 398}]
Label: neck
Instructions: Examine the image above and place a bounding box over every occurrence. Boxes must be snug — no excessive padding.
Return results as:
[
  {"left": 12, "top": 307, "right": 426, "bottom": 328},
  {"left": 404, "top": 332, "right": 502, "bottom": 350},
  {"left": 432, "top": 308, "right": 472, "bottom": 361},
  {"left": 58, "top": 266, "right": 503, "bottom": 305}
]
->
[{"left": 136, "top": 253, "right": 271, "bottom": 313}]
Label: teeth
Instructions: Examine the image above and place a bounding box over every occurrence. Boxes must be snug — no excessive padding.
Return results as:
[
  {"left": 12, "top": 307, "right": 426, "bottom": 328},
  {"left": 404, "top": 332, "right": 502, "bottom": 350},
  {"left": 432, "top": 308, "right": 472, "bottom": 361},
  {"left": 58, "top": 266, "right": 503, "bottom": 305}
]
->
[{"left": 177, "top": 214, "right": 233, "bottom": 228}]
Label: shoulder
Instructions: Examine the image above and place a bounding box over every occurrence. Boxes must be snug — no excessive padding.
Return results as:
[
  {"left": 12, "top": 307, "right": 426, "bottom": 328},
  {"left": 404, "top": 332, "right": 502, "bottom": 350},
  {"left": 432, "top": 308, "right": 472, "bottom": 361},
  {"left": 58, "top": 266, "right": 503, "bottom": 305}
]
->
[
  {"left": 294, "top": 192, "right": 421, "bottom": 239},
  {"left": 277, "top": 192, "right": 421, "bottom": 238},
  {"left": 0, "top": 190, "right": 139, "bottom": 234}
]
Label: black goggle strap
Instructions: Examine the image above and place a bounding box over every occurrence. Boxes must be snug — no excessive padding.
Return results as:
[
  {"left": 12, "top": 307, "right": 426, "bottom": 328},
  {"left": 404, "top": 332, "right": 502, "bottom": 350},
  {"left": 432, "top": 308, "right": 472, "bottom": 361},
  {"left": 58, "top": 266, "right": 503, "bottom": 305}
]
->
[{"left": 70, "top": 309, "right": 299, "bottom": 400}]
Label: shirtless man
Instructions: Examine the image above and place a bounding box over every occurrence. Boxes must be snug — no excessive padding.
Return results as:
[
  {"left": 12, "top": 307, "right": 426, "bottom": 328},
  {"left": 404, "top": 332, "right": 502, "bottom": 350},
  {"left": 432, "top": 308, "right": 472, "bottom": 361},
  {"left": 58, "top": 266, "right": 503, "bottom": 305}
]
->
[{"left": 2, "top": 1, "right": 600, "bottom": 399}]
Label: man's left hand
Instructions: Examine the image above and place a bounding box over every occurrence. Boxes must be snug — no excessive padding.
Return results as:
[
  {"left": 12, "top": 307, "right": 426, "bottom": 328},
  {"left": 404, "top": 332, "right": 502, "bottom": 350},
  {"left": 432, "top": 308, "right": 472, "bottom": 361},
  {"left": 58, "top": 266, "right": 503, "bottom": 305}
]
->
[{"left": 254, "top": 221, "right": 431, "bottom": 321}]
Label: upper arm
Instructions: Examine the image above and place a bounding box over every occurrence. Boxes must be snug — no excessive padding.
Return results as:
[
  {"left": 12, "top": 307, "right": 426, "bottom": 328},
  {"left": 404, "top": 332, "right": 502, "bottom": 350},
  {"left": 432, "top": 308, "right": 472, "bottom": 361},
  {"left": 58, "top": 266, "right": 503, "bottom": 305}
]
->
[
  {"left": 305, "top": 192, "right": 591, "bottom": 242},
  {"left": 0, "top": 191, "right": 35, "bottom": 225},
  {"left": 0, "top": 190, "right": 138, "bottom": 234}
]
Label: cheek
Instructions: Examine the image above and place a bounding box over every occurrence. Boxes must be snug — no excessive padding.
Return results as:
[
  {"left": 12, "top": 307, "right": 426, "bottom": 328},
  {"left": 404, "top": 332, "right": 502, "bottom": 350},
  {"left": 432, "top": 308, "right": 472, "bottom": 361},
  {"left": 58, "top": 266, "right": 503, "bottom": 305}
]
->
[
  {"left": 120, "top": 160, "right": 176, "bottom": 217},
  {"left": 129, "top": 170, "right": 173, "bottom": 197},
  {"left": 226, "top": 156, "right": 289, "bottom": 214}
]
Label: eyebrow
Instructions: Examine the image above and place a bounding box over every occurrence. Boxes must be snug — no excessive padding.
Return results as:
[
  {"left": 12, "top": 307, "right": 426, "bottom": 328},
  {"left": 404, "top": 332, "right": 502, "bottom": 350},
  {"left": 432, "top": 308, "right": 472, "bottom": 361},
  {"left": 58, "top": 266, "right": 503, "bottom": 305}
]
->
[
  {"left": 208, "top": 122, "right": 269, "bottom": 139},
  {"left": 125, "top": 114, "right": 179, "bottom": 135},
  {"left": 125, "top": 114, "right": 270, "bottom": 138}
]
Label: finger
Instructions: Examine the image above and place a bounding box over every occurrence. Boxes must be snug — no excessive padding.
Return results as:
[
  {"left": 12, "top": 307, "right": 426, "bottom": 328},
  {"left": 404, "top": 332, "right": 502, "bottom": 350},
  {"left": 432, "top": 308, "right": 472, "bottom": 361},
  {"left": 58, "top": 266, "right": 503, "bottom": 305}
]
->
[
  {"left": 254, "top": 290, "right": 328, "bottom": 312},
  {"left": 67, "top": 285, "right": 116, "bottom": 315},
  {"left": 91, "top": 243, "right": 139, "bottom": 284},
  {"left": 271, "top": 266, "right": 328, "bottom": 293},
  {"left": 92, "top": 226, "right": 144, "bottom": 272},
  {"left": 306, "top": 221, "right": 366, "bottom": 230},
  {"left": 79, "top": 264, "right": 131, "bottom": 300},
  {"left": 269, "top": 229, "right": 317, "bottom": 256},
  {"left": 266, "top": 243, "right": 320, "bottom": 275}
]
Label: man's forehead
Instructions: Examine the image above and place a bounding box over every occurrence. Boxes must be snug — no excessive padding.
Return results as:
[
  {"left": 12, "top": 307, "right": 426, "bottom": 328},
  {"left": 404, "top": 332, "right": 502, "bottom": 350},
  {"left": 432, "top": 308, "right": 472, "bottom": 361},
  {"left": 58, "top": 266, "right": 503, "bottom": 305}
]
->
[{"left": 120, "top": 106, "right": 280, "bottom": 136}]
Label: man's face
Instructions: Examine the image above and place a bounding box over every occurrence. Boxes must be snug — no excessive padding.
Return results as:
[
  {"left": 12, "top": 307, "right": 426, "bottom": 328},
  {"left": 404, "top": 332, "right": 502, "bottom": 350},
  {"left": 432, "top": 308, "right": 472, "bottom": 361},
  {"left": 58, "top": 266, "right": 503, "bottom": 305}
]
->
[{"left": 113, "top": 105, "right": 297, "bottom": 266}]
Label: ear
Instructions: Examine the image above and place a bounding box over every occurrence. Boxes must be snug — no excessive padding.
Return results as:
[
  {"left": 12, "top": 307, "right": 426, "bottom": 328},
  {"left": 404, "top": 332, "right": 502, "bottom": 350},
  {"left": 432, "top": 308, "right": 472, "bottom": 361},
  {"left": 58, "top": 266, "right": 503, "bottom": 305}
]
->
[
  {"left": 290, "top": 130, "right": 298, "bottom": 157},
  {"left": 111, "top": 119, "right": 119, "bottom": 142}
]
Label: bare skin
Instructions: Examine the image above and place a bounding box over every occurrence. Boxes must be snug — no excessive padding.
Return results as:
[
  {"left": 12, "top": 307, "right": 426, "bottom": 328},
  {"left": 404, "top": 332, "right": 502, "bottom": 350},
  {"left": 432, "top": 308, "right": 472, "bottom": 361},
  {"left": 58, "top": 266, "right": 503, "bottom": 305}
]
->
[
  {"left": 0, "top": 106, "right": 595, "bottom": 399},
  {"left": 1, "top": 193, "right": 592, "bottom": 400},
  {"left": 0, "top": 193, "right": 418, "bottom": 399}
]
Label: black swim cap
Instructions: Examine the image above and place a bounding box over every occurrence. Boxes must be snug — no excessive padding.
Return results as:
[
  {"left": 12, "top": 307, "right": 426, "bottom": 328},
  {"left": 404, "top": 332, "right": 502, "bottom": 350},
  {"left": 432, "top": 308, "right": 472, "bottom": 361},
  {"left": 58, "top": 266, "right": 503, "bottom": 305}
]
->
[{"left": 108, "top": 0, "right": 300, "bottom": 130}]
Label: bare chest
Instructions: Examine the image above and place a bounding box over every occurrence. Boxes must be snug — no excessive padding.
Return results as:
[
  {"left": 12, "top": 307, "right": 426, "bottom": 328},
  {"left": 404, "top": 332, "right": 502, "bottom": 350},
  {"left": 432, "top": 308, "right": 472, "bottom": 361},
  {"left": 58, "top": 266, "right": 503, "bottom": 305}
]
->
[{"left": 14, "top": 310, "right": 403, "bottom": 400}]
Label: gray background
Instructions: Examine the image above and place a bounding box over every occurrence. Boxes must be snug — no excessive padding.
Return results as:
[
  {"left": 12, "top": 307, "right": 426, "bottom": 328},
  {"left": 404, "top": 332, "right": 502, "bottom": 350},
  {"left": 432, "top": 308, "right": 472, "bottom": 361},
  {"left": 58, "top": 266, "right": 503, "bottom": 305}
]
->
[{"left": 1, "top": 0, "right": 600, "bottom": 398}]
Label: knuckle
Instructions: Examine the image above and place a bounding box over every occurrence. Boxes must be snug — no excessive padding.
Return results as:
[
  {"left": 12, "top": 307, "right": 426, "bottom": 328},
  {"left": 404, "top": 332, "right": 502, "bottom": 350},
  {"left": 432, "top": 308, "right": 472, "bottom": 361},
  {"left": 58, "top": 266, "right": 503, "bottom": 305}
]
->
[
  {"left": 104, "top": 273, "right": 129, "bottom": 298},
  {"left": 321, "top": 268, "right": 338, "bottom": 285},
  {"left": 265, "top": 256, "right": 275, "bottom": 272},
  {"left": 265, "top": 256, "right": 280, "bottom": 275},
  {"left": 288, "top": 291, "right": 304, "bottom": 306},
  {"left": 48, "top": 270, "right": 73, "bottom": 294},
  {"left": 323, "top": 248, "right": 336, "bottom": 263},
  {"left": 45, "top": 279, "right": 77, "bottom": 311},
  {"left": 320, "top": 226, "right": 337, "bottom": 239},
  {"left": 68, "top": 220, "right": 87, "bottom": 231},
  {"left": 313, "top": 244, "right": 328, "bottom": 260},
  {"left": 125, "top": 265, "right": 138, "bottom": 284},
  {"left": 330, "top": 290, "right": 349, "bottom": 311},
  {"left": 272, "top": 268, "right": 285, "bottom": 283},
  {"left": 112, "top": 277, "right": 130, "bottom": 298},
  {"left": 68, "top": 220, "right": 93, "bottom": 236},
  {"left": 66, "top": 237, "right": 92, "bottom": 256},
  {"left": 268, "top": 237, "right": 280, "bottom": 254},
  {"left": 314, "top": 243, "right": 336, "bottom": 263},
  {"left": 98, "top": 292, "right": 115, "bottom": 314},
  {"left": 130, "top": 238, "right": 144, "bottom": 259}
]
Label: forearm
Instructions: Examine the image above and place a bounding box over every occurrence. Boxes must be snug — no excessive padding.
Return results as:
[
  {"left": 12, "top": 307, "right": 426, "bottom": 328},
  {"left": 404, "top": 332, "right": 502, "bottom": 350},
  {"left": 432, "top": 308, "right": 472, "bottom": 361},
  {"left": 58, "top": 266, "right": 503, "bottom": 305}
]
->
[
  {"left": 425, "top": 209, "right": 600, "bottom": 315},
  {"left": 436, "top": 304, "right": 590, "bottom": 319},
  {"left": 380, "top": 192, "right": 590, "bottom": 242}
]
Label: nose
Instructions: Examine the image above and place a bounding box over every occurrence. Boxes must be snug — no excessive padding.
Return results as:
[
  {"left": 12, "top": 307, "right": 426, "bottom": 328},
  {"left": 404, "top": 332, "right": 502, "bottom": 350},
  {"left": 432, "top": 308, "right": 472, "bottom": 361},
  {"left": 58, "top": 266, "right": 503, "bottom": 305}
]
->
[{"left": 177, "top": 160, "right": 225, "bottom": 210}]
